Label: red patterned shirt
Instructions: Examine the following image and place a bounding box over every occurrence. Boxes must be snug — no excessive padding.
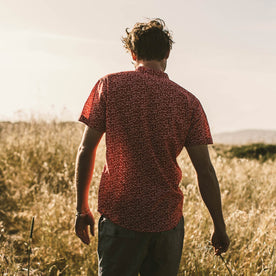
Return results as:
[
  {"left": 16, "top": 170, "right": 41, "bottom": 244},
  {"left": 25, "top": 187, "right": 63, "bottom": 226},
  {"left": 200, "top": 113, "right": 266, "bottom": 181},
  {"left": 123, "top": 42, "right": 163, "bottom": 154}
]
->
[{"left": 79, "top": 66, "right": 213, "bottom": 232}]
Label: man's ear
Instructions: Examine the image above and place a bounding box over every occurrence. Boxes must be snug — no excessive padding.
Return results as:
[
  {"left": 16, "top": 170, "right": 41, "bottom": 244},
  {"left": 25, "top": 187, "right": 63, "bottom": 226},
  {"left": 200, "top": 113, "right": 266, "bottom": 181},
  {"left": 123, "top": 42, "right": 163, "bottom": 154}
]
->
[
  {"left": 165, "top": 50, "right": 170, "bottom": 59},
  {"left": 131, "top": 51, "right": 137, "bottom": 61}
]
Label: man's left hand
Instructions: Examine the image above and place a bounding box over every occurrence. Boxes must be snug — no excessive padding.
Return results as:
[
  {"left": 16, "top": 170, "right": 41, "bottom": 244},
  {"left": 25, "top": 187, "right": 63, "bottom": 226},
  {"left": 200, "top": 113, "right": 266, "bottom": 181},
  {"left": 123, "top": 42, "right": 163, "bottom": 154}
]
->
[{"left": 75, "top": 210, "right": 95, "bottom": 245}]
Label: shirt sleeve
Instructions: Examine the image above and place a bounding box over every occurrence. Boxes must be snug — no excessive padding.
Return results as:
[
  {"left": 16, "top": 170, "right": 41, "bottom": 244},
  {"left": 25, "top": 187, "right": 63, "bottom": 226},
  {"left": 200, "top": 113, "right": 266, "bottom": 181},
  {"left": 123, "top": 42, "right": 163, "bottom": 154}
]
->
[
  {"left": 185, "top": 97, "right": 213, "bottom": 146},
  {"left": 79, "top": 78, "right": 106, "bottom": 132}
]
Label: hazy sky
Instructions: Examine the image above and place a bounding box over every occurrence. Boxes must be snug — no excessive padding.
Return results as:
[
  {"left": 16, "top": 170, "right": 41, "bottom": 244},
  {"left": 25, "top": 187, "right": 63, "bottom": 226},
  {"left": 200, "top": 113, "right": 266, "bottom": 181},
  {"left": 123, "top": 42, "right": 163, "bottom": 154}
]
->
[{"left": 1, "top": 0, "right": 275, "bottom": 133}]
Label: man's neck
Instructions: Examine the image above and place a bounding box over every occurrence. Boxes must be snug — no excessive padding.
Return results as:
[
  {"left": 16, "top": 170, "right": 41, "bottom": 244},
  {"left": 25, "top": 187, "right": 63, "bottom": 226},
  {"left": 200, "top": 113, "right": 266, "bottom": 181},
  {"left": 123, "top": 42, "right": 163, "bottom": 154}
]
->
[{"left": 135, "top": 59, "right": 167, "bottom": 72}]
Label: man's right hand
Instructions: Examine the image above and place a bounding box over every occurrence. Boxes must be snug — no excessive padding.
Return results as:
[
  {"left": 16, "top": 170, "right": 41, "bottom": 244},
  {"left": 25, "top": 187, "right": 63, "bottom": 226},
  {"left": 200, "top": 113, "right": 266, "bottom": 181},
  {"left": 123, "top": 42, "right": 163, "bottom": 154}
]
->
[{"left": 211, "top": 230, "right": 230, "bottom": 255}]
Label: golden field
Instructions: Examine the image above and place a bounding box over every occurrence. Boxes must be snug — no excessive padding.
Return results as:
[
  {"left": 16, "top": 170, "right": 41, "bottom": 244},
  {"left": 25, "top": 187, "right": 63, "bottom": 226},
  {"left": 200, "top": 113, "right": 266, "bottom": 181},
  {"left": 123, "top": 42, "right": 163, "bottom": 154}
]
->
[{"left": 0, "top": 121, "right": 275, "bottom": 275}]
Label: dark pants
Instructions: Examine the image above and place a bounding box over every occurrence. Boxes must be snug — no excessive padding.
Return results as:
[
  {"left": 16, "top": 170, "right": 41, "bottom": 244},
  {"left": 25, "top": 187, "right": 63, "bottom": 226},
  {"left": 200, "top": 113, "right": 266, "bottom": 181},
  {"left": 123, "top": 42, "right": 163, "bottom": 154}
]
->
[{"left": 97, "top": 215, "right": 184, "bottom": 276}]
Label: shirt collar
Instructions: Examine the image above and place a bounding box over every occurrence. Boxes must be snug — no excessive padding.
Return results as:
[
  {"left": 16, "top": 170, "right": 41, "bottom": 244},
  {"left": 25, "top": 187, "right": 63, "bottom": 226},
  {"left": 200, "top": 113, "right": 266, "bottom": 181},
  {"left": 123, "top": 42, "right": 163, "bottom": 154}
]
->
[{"left": 135, "top": 66, "right": 169, "bottom": 79}]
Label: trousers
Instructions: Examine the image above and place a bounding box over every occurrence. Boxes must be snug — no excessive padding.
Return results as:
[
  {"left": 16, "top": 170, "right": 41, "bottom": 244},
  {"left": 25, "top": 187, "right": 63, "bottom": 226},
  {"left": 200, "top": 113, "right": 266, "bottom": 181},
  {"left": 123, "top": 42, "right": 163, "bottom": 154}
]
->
[{"left": 97, "top": 215, "right": 184, "bottom": 276}]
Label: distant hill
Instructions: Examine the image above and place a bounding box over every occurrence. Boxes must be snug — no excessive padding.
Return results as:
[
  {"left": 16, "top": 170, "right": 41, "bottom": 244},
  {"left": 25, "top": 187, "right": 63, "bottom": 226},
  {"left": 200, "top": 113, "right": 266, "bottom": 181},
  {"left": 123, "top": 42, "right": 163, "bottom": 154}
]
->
[{"left": 213, "top": 129, "right": 276, "bottom": 145}]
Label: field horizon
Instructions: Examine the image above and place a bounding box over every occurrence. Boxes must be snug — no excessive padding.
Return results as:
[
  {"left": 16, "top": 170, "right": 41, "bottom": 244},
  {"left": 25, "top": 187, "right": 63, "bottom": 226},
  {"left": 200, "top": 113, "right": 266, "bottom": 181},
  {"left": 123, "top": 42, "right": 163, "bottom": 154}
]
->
[{"left": 1, "top": 119, "right": 276, "bottom": 145}]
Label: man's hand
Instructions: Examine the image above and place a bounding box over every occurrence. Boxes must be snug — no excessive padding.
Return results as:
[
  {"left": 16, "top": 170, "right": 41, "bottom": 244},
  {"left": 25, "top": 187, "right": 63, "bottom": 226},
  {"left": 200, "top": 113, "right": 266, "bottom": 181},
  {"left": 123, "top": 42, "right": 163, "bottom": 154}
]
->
[
  {"left": 211, "top": 229, "right": 230, "bottom": 255},
  {"left": 75, "top": 210, "right": 95, "bottom": 245}
]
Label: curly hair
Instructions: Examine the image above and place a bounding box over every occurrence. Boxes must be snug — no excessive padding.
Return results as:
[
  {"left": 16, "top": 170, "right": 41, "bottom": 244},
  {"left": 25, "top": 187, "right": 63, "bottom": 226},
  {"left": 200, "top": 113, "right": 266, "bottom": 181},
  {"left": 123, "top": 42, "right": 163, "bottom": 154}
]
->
[{"left": 122, "top": 18, "right": 174, "bottom": 61}]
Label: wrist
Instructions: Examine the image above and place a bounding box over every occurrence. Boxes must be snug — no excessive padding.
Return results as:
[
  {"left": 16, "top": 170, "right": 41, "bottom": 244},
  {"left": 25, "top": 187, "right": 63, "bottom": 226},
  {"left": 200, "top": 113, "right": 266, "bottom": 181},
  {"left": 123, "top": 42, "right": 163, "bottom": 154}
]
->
[
  {"left": 214, "top": 222, "right": 226, "bottom": 232},
  {"left": 76, "top": 206, "right": 90, "bottom": 214},
  {"left": 76, "top": 207, "right": 91, "bottom": 218},
  {"left": 76, "top": 201, "right": 89, "bottom": 212}
]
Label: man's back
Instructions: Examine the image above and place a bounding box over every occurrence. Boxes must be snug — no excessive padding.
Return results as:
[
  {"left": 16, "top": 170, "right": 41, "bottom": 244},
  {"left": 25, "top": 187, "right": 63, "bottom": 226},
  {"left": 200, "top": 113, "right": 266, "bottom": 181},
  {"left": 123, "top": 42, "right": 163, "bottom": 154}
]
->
[{"left": 79, "top": 66, "right": 213, "bottom": 232}]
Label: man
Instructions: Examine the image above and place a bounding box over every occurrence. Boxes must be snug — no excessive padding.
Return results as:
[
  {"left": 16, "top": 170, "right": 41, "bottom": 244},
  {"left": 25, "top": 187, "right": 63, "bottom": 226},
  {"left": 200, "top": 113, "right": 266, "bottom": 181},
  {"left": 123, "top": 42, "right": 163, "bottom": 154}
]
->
[{"left": 75, "top": 18, "right": 229, "bottom": 276}]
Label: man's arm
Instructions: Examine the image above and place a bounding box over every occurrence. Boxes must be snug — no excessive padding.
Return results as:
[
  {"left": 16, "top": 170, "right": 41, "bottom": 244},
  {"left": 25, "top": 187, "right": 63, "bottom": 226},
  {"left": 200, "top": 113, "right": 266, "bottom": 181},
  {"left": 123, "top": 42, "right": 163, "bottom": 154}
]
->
[
  {"left": 74, "top": 126, "right": 103, "bottom": 244},
  {"left": 185, "top": 145, "right": 229, "bottom": 255}
]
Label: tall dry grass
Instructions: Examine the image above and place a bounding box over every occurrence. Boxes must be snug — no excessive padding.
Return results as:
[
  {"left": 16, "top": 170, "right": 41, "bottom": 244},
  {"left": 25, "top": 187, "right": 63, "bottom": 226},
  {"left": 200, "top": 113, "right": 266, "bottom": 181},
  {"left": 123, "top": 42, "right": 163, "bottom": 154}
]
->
[{"left": 0, "top": 121, "right": 275, "bottom": 275}]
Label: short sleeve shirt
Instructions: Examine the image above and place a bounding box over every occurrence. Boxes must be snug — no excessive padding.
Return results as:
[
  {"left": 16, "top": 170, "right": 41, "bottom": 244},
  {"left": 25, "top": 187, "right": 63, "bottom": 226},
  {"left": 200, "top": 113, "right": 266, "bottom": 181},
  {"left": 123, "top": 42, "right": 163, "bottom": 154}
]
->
[{"left": 79, "top": 66, "right": 213, "bottom": 232}]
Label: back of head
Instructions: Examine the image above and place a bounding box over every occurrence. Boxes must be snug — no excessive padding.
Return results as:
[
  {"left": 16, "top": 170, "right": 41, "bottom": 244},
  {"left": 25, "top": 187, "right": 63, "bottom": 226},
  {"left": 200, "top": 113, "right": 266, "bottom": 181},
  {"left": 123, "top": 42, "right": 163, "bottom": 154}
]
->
[{"left": 122, "top": 18, "right": 174, "bottom": 61}]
